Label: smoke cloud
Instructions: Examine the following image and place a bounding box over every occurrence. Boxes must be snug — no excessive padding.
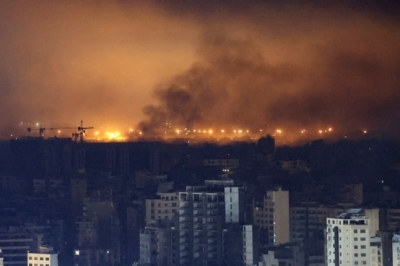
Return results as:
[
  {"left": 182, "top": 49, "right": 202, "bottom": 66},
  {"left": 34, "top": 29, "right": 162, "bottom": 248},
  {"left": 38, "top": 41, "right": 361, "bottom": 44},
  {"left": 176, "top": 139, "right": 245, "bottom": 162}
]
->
[
  {"left": 0, "top": 0, "right": 399, "bottom": 142},
  {"left": 138, "top": 2, "right": 400, "bottom": 141}
]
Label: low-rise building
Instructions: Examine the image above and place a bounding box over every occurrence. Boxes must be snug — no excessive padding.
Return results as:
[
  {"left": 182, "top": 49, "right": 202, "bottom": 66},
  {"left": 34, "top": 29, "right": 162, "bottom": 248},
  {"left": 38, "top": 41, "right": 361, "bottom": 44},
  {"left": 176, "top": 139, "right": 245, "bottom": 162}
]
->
[{"left": 27, "top": 246, "right": 58, "bottom": 266}]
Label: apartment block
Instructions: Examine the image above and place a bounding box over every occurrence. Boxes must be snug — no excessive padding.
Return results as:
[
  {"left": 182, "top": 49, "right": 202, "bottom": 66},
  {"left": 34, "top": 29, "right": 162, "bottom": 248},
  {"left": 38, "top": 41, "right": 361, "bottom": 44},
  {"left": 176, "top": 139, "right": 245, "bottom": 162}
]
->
[
  {"left": 326, "top": 209, "right": 382, "bottom": 266},
  {"left": 254, "top": 188, "right": 289, "bottom": 246},
  {"left": 145, "top": 192, "right": 179, "bottom": 224}
]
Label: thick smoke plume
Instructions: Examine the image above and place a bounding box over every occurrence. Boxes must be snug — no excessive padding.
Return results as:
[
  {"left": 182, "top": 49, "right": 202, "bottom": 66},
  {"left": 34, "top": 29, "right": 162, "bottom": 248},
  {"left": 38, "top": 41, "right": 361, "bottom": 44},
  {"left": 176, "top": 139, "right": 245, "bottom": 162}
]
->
[
  {"left": 139, "top": 4, "right": 400, "bottom": 141},
  {"left": 0, "top": 0, "right": 399, "bottom": 142}
]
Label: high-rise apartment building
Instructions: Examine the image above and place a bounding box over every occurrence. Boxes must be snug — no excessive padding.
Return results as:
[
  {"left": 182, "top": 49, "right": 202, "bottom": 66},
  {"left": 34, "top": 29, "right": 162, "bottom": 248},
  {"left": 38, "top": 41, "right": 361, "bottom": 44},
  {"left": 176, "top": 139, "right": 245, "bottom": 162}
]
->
[
  {"left": 254, "top": 188, "right": 289, "bottom": 246},
  {"left": 140, "top": 180, "right": 257, "bottom": 266},
  {"left": 145, "top": 192, "right": 179, "bottom": 224},
  {"left": 393, "top": 233, "right": 400, "bottom": 266},
  {"left": 326, "top": 209, "right": 382, "bottom": 266},
  {"left": 177, "top": 185, "right": 226, "bottom": 266}
]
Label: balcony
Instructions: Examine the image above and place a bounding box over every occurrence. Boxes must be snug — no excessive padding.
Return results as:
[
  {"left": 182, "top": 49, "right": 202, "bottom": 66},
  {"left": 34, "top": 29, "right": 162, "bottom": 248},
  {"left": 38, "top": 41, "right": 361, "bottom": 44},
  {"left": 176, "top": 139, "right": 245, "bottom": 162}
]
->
[
  {"left": 193, "top": 203, "right": 202, "bottom": 209},
  {"left": 194, "top": 239, "right": 204, "bottom": 245},
  {"left": 194, "top": 231, "right": 203, "bottom": 237},
  {"left": 180, "top": 224, "right": 189, "bottom": 230},
  {"left": 179, "top": 202, "right": 189, "bottom": 208},
  {"left": 180, "top": 231, "right": 189, "bottom": 237},
  {"left": 207, "top": 203, "right": 218, "bottom": 209},
  {"left": 208, "top": 246, "right": 217, "bottom": 252},
  {"left": 179, "top": 238, "right": 189, "bottom": 245},
  {"left": 208, "top": 232, "right": 217, "bottom": 238},
  {"left": 180, "top": 245, "right": 189, "bottom": 252},
  {"left": 194, "top": 224, "right": 203, "bottom": 231},
  {"left": 207, "top": 224, "right": 217, "bottom": 230},
  {"left": 207, "top": 210, "right": 218, "bottom": 216},
  {"left": 194, "top": 210, "right": 203, "bottom": 216},
  {"left": 180, "top": 251, "right": 189, "bottom": 258}
]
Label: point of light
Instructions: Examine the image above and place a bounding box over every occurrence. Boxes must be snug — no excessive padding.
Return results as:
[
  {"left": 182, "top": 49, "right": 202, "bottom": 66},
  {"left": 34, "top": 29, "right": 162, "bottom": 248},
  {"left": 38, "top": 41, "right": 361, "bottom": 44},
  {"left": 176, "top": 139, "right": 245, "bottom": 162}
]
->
[
  {"left": 208, "top": 130, "right": 213, "bottom": 134},
  {"left": 221, "top": 129, "right": 225, "bottom": 133},
  {"left": 363, "top": 130, "right": 367, "bottom": 134},
  {"left": 328, "top": 127, "right": 332, "bottom": 132},
  {"left": 58, "top": 130, "right": 61, "bottom": 133},
  {"left": 276, "top": 129, "right": 282, "bottom": 134},
  {"left": 318, "top": 130, "right": 322, "bottom": 134}
]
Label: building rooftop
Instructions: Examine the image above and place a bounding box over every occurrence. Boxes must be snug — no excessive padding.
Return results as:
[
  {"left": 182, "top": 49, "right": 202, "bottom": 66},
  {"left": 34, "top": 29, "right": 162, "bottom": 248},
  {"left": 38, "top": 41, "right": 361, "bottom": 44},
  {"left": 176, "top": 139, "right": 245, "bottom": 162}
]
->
[{"left": 337, "top": 208, "right": 366, "bottom": 219}]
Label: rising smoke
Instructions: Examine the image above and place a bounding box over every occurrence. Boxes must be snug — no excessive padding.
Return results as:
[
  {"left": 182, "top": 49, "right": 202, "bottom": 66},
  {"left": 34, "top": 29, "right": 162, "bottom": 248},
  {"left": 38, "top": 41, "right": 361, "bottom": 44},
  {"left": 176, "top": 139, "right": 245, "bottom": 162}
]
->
[
  {"left": 0, "top": 1, "right": 399, "bottom": 142},
  {"left": 138, "top": 2, "right": 400, "bottom": 140}
]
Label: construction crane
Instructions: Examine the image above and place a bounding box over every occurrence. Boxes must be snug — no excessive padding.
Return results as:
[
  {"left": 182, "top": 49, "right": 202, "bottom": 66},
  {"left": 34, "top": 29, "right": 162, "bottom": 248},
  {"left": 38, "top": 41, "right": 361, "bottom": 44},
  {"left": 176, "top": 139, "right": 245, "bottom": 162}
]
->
[
  {"left": 27, "top": 126, "right": 46, "bottom": 137},
  {"left": 27, "top": 120, "right": 93, "bottom": 141},
  {"left": 28, "top": 125, "right": 75, "bottom": 138},
  {"left": 73, "top": 120, "right": 94, "bottom": 142}
]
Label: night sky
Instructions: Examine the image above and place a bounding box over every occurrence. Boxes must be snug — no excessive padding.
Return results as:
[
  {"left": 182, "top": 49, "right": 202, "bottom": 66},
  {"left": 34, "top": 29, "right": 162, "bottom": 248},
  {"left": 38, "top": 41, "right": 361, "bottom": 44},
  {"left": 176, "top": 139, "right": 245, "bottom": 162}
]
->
[{"left": 1, "top": 0, "right": 399, "bottom": 142}]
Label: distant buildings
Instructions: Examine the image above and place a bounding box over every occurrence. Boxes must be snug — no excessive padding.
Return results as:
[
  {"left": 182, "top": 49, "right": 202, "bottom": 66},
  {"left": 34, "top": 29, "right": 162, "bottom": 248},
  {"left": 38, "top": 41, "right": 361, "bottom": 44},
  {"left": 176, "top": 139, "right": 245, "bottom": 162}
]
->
[{"left": 290, "top": 205, "right": 347, "bottom": 243}]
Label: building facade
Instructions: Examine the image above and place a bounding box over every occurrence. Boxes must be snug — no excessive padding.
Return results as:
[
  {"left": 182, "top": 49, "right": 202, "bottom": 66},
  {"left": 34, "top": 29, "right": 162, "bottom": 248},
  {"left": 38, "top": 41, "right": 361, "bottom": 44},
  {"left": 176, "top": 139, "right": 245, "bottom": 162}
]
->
[
  {"left": 326, "top": 209, "right": 382, "bottom": 266},
  {"left": 254, "top": 188, "right": 289, "bottom": 246},
  {"left": 27, "top": 246, "right": 58, "bottom": 266}
]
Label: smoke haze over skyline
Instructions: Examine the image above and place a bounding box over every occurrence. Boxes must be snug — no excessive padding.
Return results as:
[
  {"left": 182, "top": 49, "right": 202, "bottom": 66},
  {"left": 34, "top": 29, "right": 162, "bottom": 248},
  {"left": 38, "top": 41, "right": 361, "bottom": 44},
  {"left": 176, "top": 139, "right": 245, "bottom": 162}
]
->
[{"left": 1, "top": 0, "right": 400, "bottom": 142}]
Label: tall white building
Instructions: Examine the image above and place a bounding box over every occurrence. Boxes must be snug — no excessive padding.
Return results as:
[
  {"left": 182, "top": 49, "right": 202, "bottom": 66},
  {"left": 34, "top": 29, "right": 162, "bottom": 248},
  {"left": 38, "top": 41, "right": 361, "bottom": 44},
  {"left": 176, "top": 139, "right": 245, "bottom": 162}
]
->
[
  {"left": 393, "top": 233, "right": 400, "bottom": 265},
  {"left": 326, "top": 209, "right": 382, "bottom": 266},
  {"left": 27, "top": 246, "right": 58, "bottom": 266},
  {"left": 254, "top": 188, "right": 289, "bottom": 245},
  {"left": 224, "top": 187, "right": 244, "bottom": 224}
]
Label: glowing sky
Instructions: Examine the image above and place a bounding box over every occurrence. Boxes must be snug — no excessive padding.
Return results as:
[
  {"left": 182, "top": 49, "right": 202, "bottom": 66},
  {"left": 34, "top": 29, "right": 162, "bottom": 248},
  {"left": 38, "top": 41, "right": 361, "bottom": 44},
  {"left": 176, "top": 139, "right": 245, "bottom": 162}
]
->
[{"left": 1, "top": 0, "right": 400, "bottom": 141}]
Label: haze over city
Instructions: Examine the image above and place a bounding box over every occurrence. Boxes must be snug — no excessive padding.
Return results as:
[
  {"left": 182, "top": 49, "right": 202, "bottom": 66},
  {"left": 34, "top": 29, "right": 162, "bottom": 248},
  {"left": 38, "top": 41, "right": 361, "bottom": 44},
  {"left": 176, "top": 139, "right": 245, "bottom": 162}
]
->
[{"left": 1, "top": 0, "right": 400, "bottom": 143}]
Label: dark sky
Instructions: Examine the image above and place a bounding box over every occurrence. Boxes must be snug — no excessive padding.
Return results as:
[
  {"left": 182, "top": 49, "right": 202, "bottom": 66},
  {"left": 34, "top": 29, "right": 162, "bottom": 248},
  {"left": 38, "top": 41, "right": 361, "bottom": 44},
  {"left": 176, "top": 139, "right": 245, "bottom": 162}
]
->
[{"left": 1, "top": 0, "right": 399, "bottom": 141}]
